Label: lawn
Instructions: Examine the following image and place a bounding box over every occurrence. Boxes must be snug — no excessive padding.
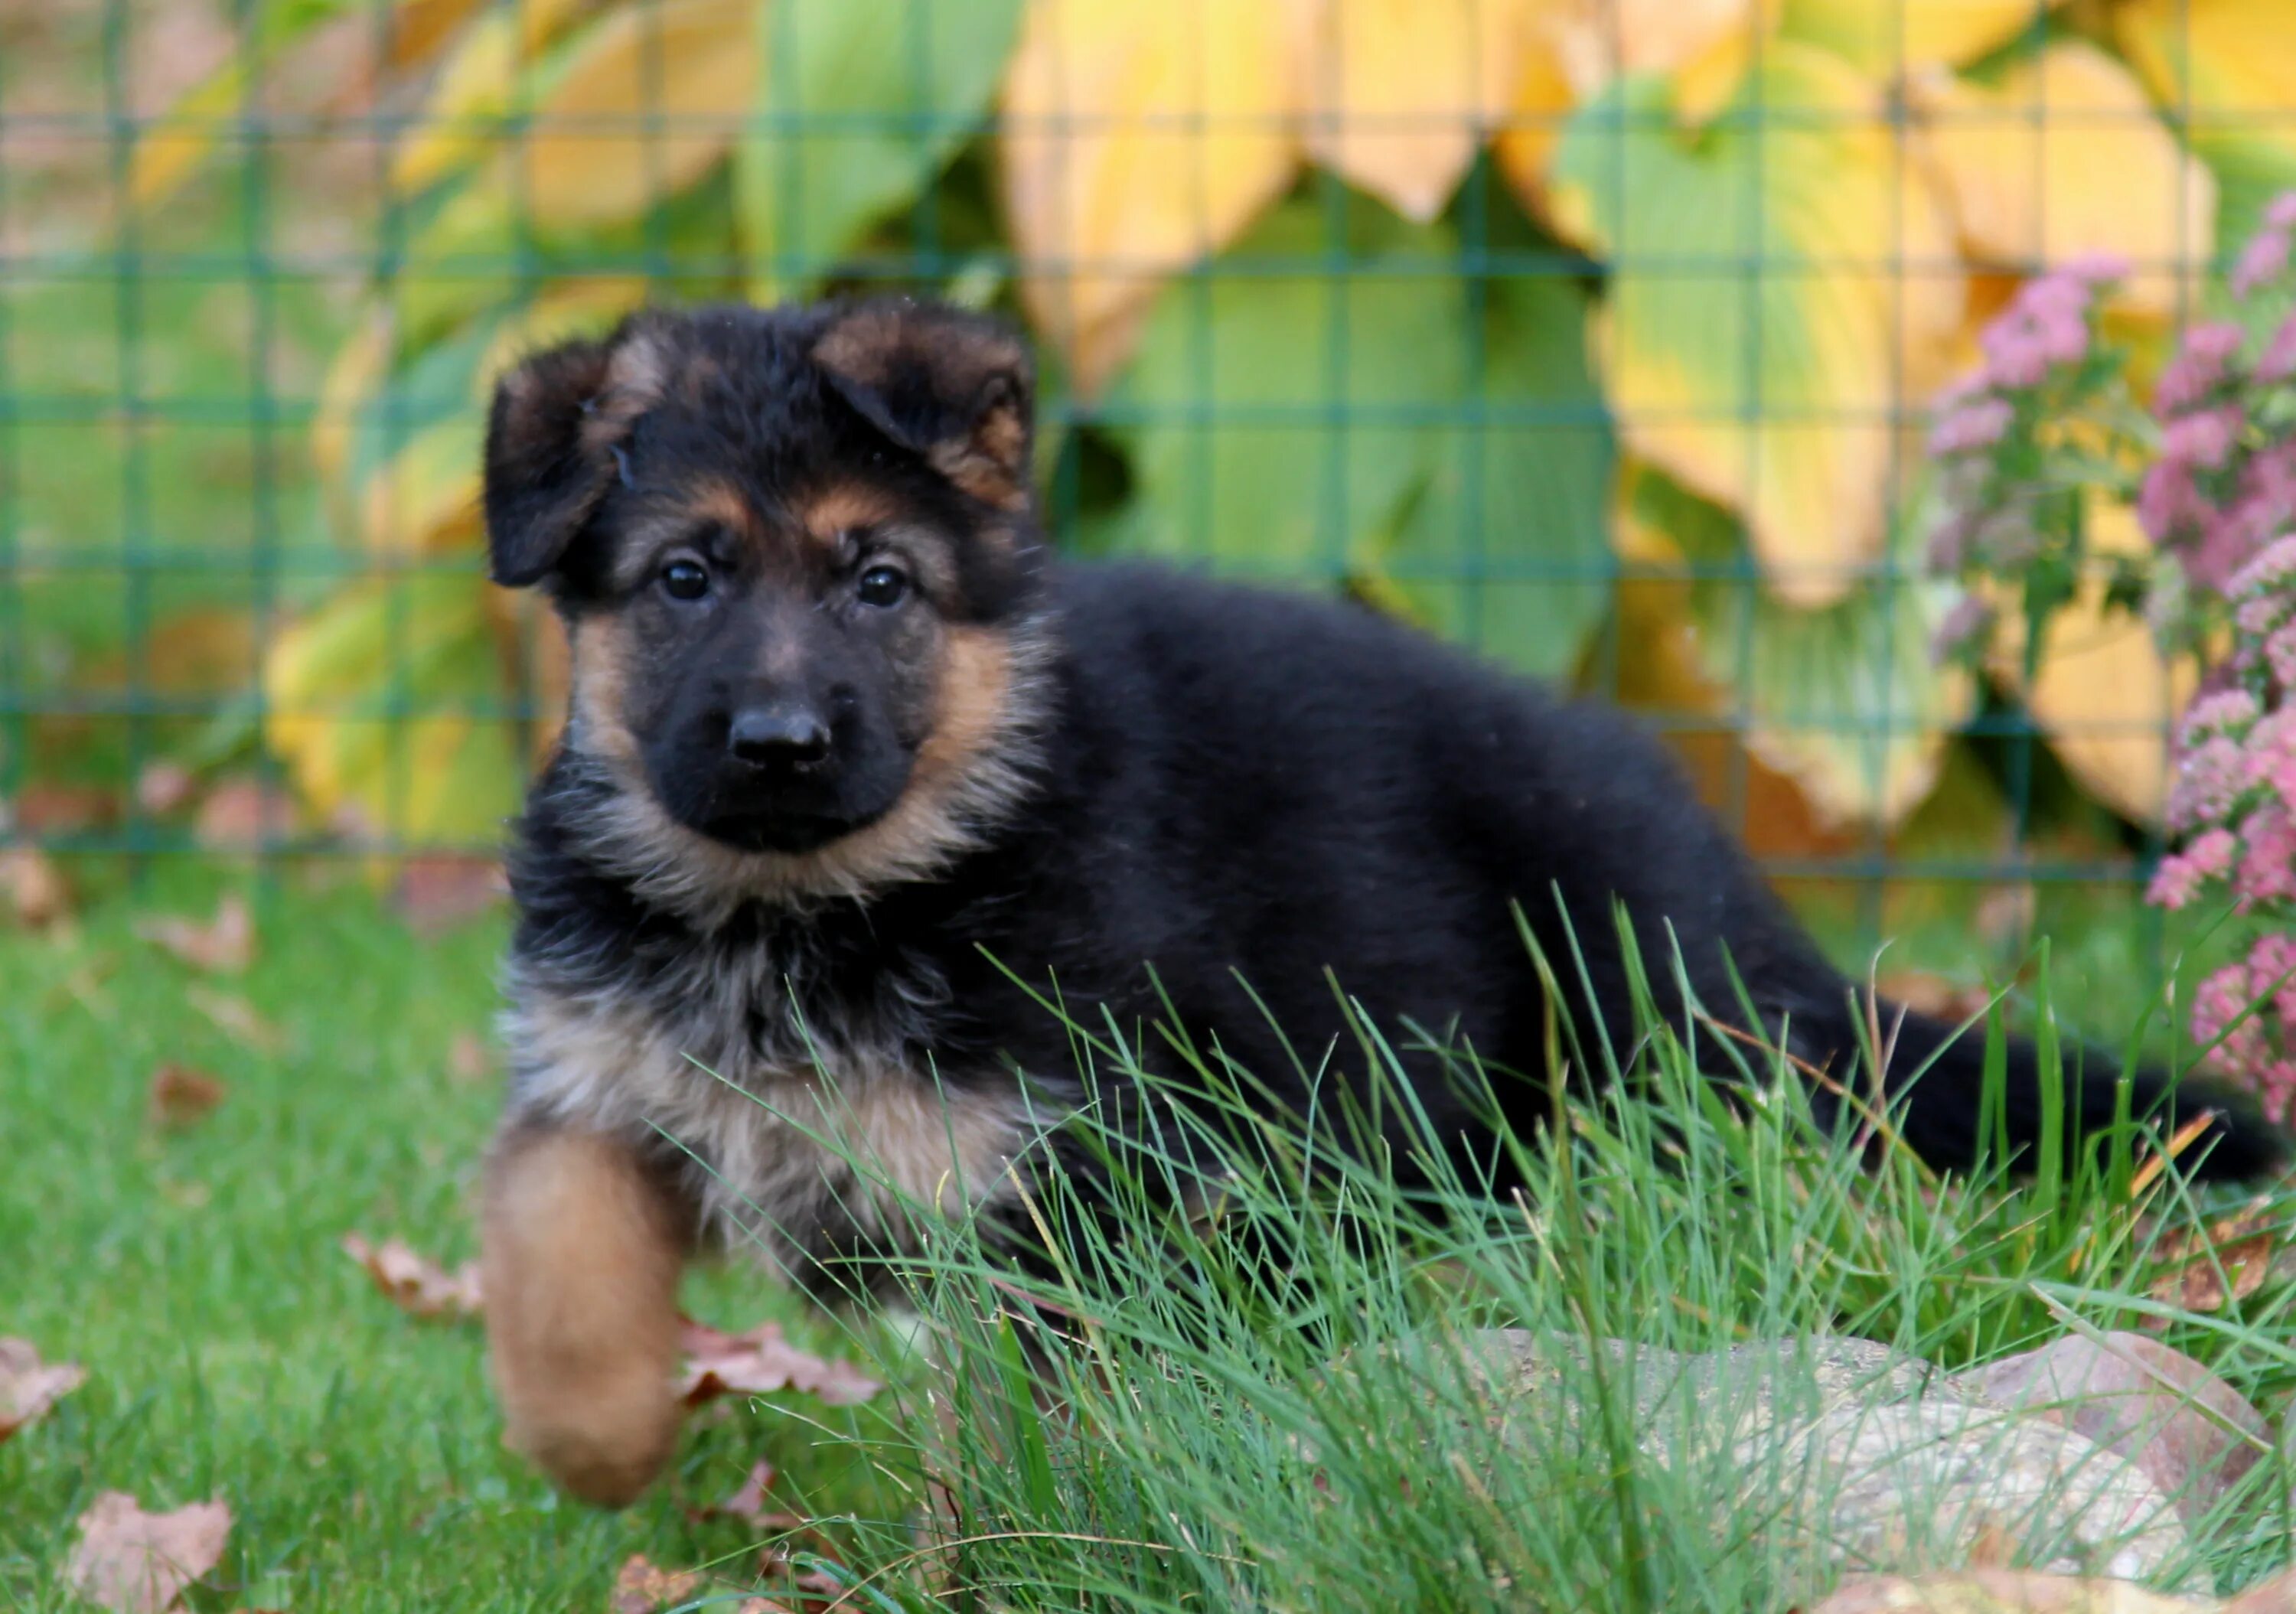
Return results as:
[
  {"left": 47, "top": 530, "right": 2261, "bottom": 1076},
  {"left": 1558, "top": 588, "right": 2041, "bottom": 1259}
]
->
[
  {"left": 0, "top": 866, "right": 890, "bottom": 1612},
  {"left": 5, "top": 863, "right": 2295, "bottom": 1612}
]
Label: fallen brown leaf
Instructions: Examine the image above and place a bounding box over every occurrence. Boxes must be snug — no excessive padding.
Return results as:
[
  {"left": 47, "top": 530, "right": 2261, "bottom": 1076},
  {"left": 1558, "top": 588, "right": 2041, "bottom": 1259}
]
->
[
  {"left": 145, "top": 1064, "right": 229, "bottom": 1131},
  {"left": 11, "top": 782, "right": 120, "bottom": 834},
  {"left": 341, "top": 1234, "right": 483, "bottom": 1320},
  {"left": 0, "top": 846, "right": 70, "bottom": 928},
  {"left": 137, "top": 895, "right": 254, "bottom": 973},
  {"left": 0, "top": 1336, "right": 86, "bottom": 1441},
  {"left": 690, "top": 1459, "right": 804, "bottom": 1534},
  {"left": 395, "top": 855, "right": 505, "bottom": 935},
  {"left": 2148, "top": 1202, "right": 2283, "bottom": 1315},
  {"left": 64, "top": 1492, "right": 232, "bottom": 1614},
  {"left": 448, "top": 1030, "right": 491, "bottom": 1086},
  {"left": 134, "top": 763, "right": 197, "bottom": 817},
  {"left": 192, "top": 778, "right": 292, "bottom": 849},
  {"left": 611, "top": 1546, "right": 806, "bottom": 1612},
  {"left": 610, "top": 1554, "right": 701, "bottom": 1614},
  {"left": 184, "top": 987, "right": 284, "bottom": 1053},
  {"left": 677, "top": 1318, "right": 882, "bottom": 1410}
]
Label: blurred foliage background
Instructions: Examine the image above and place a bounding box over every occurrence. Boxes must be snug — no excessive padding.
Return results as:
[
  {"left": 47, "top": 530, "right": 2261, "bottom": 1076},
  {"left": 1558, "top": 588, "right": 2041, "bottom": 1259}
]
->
[{"left": 3, "top": 0, "right": 2292, "bottom": 950}]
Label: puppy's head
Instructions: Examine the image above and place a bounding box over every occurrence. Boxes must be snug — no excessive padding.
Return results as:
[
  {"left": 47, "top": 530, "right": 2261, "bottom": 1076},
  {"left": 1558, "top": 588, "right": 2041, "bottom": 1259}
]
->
[{"left": 484, "top": 299, "right": 1049, "bottom": 889}]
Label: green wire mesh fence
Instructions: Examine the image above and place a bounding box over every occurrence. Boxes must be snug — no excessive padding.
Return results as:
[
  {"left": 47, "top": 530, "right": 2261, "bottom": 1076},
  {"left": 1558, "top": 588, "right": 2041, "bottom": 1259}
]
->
[{"left": 2, "top": 0, "right": 2288, "bottom": 957}]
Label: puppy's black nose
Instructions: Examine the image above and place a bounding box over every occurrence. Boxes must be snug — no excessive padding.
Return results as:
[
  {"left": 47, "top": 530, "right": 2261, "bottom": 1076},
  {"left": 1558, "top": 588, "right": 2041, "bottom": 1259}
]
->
[{"left": 727, "top": 704, "right": 831, "bottom": 769}]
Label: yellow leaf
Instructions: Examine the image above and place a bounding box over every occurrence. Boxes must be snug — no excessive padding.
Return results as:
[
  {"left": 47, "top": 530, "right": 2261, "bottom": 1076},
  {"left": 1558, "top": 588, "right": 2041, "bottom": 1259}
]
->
[
  {"left": 1913, "top": 41, "right": 2216, "bottom": 319},
  {"left": 389, "top": 0, "right": 494, "bottom": 67},
  {"left": 265, "top": 574, "right": 523, "bottom": 845},
  {"left": 1623, "top": 463, "right": 1975, "bottom": 827},
  {"left": 1292, "top": 0, "right": 1535, "bottom": 223},
  {"left": 1989, "top": 498, "right": 2192, "bottom": 828},
  {"left": 360, "top": 419, "right": 484, "bottom": 555},
  {"left": 1671, "top": 25, "right": 1760, "bottom": 128},
  {"left": 1000, "top": 0, "right": 1300, "bottom": 396},
  {"left": 1491, "top": 15, "right": 1580, "bottom": 216},
  {"left": 2118, "top": 0, "right": 2296, "bottom": 175},
  {"left": 312, "top": 313, "right": 397, "bottom": 491},
  {"left": 129, "top": 65, "right": 246, "bottom": 208},
  {"left": 1553, "top": 44, "right": 1965, "bottom": 605},
  {"left": 474, "top": 279, "right": 654, "bottom": 394},
  {"left": 509, "top": 0, "right": 756, "bottom": 230},
  {"left": 1545, "top": 0, "right": 1782, "bottom": 99},
  {"left": 392, "top": 0, "right": 594, "bottom": 197},
  {"left": 1782, "top": 0, "right": 2060, "bottom": 77}
]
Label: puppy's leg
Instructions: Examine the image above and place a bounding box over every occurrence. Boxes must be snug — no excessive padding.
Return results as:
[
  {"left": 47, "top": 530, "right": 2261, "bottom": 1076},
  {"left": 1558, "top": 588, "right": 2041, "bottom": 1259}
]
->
[{"left": 481, "top": 1122, "right": 690, "bottom": 1506}]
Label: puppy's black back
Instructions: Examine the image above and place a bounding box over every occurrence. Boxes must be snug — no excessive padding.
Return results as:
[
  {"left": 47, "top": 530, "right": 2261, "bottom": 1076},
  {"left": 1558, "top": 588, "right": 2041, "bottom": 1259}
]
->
[{"left": 827, "top": 562, "right": 2281, "bottom": 1183}]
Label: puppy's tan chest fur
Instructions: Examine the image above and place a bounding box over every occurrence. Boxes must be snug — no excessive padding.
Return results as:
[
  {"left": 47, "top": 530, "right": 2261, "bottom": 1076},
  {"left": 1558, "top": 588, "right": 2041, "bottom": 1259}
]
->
[{"left": 504, "top": 984, "right": 1026, "bottom": 1264}]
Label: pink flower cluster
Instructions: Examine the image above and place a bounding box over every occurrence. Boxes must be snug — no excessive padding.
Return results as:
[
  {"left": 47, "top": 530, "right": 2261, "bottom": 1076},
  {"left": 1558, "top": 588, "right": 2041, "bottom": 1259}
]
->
[
  {"left": 1919, "top": 202, "right": 2296, "bottom": 1122},
  {"left": 2141, "top": 197, "right": 2296, "bottom": 605},
  {"left": 1924, "top": 262, "right": 2125, "bottom": 586},
  {"left": 2190, "top": 934, "right": 2296, "bottom": 1123},
  {"left": 2149, "top": 541, "right": 2296, "bottom": 1119}
]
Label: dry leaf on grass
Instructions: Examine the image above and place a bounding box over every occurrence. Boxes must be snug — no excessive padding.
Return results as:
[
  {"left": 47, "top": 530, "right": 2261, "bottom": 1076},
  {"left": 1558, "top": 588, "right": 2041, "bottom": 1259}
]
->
[
  {"left": 184, "top": 987, "right": 284, "bottom": 1053},
  {"left": 612, "top": 1556, "right": 794, "bottom": 1614},
  {"left": 192, "top": 779, "right": 294, "bottom": 849},
  {"left": 64, "top": 1492, "right": 232, "bottom": 1614},
  {"left": 0, "top": 1336, "right": 86, "bottom": 1441},
  {"left": 0, "top": 846, "right": 70, "bottom": 928},
  {"left": 341, "top": 1234, "right": 484, "bottom": 1320},
  {"left": 611, "top": 1555, "right": 702, "bottom": 1614},
  {"left": 2148, "top": 1202, "right": 2285, "bottom": 1315},
  {"left": 136, "top": 895, "right": 254, "bottom": 973},
  {"left": 11, "top": 782, "right": 121, "bottom": 834},
  {"left": 396, "top": 855, "right": 506, "bottom": 934},
  {"left": 690, "top": 1459, "right": 804, "bottom": 1534},
  {"left": 134, "top": 763, "right": 197, "bottom": 817},
  {"left": 677, "top": 1318, "right": 882, "bottom": 1410},
  {"left": 145, "top": 1064, "right": 229, "bottom": 1131},
  {"left": 448, "top": 1030, "right": 492, "bottom": 1085}
]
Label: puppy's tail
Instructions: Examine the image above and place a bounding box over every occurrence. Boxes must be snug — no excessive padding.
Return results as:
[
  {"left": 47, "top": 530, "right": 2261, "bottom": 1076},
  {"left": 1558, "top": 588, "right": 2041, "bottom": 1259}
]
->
[{"left": 1817, "top": 1000, "right": 2288, "bottom": 1182}]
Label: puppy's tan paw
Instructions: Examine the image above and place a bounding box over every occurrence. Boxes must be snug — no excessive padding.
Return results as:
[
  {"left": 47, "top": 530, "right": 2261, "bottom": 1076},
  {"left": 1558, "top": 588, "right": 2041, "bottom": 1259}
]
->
[{"left": 481, "top": 1124, "right": 690, "bottom": 1507}]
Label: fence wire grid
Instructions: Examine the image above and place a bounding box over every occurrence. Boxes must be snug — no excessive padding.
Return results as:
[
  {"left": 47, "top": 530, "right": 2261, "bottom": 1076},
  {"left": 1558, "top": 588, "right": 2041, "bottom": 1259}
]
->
[{"left": 1, "top": 0, "right": 2287, "bottom": 957}]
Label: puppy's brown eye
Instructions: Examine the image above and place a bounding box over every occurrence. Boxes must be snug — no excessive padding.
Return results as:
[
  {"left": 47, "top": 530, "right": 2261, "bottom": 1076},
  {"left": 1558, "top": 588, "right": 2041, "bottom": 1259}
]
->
[
  {"left": 660, "top": 559, "right": 710, "bottom": 601},
  {"left": 856, "top": 564, "right": 907, "bottom": 608}
]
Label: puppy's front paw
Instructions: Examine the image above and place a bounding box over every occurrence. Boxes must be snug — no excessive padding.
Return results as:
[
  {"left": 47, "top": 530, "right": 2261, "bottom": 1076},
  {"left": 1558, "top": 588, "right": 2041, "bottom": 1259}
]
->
[
  {"left": 500, "top": 1368, "right": 680, "bottom": 1508},
  {"left": 481, "top": 1124, "right": 690, "bottom": 1507}
]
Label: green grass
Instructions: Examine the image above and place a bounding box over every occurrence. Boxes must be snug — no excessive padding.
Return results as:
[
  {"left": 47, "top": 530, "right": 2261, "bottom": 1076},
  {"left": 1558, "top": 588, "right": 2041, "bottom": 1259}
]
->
[
  {"left": 0, "top": 868, "right": 888, "bottom": 1611},
  {"left": 5, "top": 871, "right": 2294, "bottom": 1612}
]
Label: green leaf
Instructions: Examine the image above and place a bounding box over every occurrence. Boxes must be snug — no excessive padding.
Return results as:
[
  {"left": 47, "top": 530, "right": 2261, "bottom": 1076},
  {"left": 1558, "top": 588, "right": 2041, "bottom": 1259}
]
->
[
  {"left": 737, "top": 0, "right": 1023, "bottom": 295},
  {"left": 1632, "top": 466, "right": 1975, "bottom": 827},
  {"left": 1365, "top": 276, "right": 1615, "bottom": 679},
  {"left": 1105, "top": 197, "right": 1465, "bottom": 582}
]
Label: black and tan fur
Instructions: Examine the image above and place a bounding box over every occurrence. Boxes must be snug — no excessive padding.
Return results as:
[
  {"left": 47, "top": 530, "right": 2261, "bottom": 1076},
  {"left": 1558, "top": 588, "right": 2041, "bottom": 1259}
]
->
[{"left": 478, "top": 297, "right": 2285, "bottom": 1507}]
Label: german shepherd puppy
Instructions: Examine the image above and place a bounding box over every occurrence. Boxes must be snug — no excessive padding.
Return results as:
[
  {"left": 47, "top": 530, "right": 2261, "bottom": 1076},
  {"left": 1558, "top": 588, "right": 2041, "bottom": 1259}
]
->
[{"left": 478, "top": 296, "right": 2281, "bottom": 1505}]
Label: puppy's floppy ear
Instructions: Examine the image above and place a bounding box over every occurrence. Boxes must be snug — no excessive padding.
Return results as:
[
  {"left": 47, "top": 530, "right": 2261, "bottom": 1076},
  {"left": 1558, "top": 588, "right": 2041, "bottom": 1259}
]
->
[
  {"left": 483, "top": 320, "right": 673, "bottom": 587},
  {"left": 812, "top": 300, "right": 1035, "bottom": 509}
]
